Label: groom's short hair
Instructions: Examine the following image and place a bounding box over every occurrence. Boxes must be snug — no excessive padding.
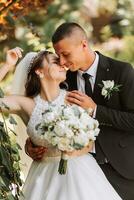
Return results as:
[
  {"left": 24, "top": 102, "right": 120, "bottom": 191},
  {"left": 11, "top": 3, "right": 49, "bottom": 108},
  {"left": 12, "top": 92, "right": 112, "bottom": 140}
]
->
[{"left": 52, "top": 22, "right": 87, "bottom": 44}]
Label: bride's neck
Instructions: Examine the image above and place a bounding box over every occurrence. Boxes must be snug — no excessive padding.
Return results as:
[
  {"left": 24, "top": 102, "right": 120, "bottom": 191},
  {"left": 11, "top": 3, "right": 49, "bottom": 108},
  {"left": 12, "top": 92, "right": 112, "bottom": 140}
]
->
[{"left": 40, "top": 80, "right": 61, "bottom": 102}]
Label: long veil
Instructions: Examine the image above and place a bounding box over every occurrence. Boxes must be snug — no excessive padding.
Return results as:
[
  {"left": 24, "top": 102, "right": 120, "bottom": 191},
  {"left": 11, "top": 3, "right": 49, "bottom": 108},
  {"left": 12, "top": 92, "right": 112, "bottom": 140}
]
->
[{"left": 11, "top": 52, "right": 37, "bottom": 180}]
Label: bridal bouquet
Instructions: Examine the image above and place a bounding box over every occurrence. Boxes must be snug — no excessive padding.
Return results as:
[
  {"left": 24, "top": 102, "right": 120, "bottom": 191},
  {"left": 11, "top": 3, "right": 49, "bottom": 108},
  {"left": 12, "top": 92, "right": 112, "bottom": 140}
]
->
[{"left": 36, "top": 103, "right": 100, "bottom": 175}]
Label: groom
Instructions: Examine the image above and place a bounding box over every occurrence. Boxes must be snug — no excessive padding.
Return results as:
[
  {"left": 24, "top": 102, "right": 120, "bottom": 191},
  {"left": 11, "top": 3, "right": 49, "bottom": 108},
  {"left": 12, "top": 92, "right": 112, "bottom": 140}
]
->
[{"left": 25, "top": 22, "right": 134, "bottom": 200}]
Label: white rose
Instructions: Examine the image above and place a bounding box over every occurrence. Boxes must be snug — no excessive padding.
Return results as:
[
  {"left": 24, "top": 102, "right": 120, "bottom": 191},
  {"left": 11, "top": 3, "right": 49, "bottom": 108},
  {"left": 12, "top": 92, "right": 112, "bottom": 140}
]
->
[
  {"left": 87, "top": 130, "right": 96, "bottom": 141},
  {"left": 87, "top": 118, "right": 96, "bottom": 130},
  {"left": 94, "top": 128, "right": 100, "bottom": 136},
  {"left": 44, "top": 131, "right": 52, "bottom": 142},
  {"left": 80, "top": 112, "right": 92, "bottom": 128},
  {"left": 67, "top": 117, "right": 79, "bottom": 128},
  {"left": 102, "top": 80, "right": 114, "bottom": 89},
  {"left": 51, "top": 137, "right": 60, "bottom": 146},
  {"left": 101, "top": 88, "right": 108, "bottom": 97},
  {"left": 93, "top": 120, "right": 99, "bottom": 129},
  {"left": 43, "top": 112, "right": 57, "bottom": 123},
  {"left": 58, "top": 137, "right": 71, "bottom": 151},
  {"left": 63, "top": 107, "right": 74, "bottom": 119},
  {"left": 76, "top": 105, "right": 85, "bottom": 113},
  {"left": 65, "top": 129, "right": 74, "bottom": 138},
  {"left": 74, "top": 132, "right": 89, "bottom": 146},
  {"left": 54, "top": 121, "right": 66, "bottom": 137}
]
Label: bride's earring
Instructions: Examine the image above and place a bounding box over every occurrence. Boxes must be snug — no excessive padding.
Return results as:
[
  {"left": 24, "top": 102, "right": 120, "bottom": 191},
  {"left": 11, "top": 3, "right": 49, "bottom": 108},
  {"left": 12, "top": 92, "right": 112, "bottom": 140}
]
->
[{"left": 39, "top": 73, "right": 44, "bottom": 79}]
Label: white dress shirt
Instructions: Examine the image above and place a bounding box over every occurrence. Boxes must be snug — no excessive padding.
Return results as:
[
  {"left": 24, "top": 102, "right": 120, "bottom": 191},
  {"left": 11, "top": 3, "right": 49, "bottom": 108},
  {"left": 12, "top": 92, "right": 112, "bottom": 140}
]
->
[
  {"left": 77, "top": 52, "right": 99, "bottom": 93},
  {"left": 77, "top": 52, "right": 99, "bottom": 153}
]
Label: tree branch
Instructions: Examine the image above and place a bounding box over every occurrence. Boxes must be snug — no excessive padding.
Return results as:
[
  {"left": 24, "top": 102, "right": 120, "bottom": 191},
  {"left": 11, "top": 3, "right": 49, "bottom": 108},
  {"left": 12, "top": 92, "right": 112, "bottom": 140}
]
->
[{"left": 0, "top": 0, "right": 19, "bottom": 15}]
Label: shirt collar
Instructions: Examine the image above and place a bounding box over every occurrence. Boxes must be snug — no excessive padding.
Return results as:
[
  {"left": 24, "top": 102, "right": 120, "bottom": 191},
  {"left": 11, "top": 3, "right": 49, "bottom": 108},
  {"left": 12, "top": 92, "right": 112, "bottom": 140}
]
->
[{"left": 78, "top": 52, "right": 99, "bottom": 78}]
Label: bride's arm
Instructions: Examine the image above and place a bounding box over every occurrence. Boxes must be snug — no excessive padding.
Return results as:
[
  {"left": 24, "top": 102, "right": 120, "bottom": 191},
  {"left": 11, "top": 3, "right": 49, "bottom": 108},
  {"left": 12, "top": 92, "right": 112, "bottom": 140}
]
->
[
  {"left": 0, "top": 47, "right": 23, "bottom": 82},
  {"left": 0, "top": 95, "right": 34, "bottom": 116}
]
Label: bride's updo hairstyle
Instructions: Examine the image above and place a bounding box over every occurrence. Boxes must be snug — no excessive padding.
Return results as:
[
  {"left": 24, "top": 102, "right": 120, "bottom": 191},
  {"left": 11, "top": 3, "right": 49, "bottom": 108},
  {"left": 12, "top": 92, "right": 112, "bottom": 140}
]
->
[{"left": 25, "top": 50, "right": 53, "bottom": 97}]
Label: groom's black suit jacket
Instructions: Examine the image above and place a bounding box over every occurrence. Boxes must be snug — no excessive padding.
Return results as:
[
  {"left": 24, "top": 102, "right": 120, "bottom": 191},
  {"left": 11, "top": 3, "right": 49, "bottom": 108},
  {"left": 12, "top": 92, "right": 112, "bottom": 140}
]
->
[{"left": 61, "top": 52, "right": 134, "bottom": 180}]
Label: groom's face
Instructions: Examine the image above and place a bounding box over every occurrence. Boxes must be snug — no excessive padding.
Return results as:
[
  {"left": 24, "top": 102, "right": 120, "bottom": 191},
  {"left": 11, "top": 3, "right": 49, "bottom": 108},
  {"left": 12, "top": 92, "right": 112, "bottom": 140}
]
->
[{"left": 53, "top": 37, "right": 86, "bottom": 72}]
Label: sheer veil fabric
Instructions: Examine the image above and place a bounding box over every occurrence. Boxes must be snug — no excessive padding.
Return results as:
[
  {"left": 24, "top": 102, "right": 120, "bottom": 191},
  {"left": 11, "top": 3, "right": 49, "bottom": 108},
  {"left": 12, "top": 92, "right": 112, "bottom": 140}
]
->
[
  {"left": 11, "top": 52, "right": 37, "bottom": 95},
  {"left": 11, "top": 52, "right": 37, "bottom": 179}
]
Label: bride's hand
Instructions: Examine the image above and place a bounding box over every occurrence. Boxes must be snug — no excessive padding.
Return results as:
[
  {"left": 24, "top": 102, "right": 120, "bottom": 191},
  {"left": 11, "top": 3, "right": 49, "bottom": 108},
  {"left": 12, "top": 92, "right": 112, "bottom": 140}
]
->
[
  {"left": 64, "top": 141, "right": 94, "bottom": 157},
  {"left": 5, "top": 47, "right": 23, "bottom": 70}
]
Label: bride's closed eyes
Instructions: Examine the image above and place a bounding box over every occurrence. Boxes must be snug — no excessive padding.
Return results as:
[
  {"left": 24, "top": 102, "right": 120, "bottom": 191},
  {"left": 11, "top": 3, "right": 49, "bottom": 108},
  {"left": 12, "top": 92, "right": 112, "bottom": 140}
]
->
[{"left": 52, "top": 58, "right": 60, "bottom": 64}]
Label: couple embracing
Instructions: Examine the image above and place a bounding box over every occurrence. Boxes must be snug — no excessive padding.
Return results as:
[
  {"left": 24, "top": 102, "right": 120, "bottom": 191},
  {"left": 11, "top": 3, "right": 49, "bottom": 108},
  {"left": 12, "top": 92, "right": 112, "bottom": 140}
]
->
[{"left": 1, "top": 22, "right": 134, "bottom": 200}]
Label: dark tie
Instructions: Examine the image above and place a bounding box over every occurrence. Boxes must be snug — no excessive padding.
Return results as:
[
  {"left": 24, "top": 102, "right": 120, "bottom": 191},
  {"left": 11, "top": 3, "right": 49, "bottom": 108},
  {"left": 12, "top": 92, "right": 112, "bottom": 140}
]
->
[{"left": 82, "top": 73, "right": 93, "bottom": 97}]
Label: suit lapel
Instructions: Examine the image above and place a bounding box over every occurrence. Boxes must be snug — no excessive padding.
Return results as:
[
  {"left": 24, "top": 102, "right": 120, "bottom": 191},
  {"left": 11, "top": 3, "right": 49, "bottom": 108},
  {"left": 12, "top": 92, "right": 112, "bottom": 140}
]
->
[{"left": 93, "top": 52, "right": 111, "bottom": 104}]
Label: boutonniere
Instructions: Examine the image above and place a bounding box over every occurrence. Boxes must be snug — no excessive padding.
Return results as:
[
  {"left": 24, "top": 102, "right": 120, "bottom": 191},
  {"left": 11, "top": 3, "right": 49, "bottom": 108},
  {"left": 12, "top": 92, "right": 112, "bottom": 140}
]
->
[{"left": 98, "top": 80, "right": 121, "bottom": 99}]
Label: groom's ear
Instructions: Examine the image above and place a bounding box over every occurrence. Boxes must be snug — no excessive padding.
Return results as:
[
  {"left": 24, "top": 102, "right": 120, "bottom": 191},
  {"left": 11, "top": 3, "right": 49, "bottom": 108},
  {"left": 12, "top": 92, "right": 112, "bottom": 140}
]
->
[{"left": 81, "top": 39, "right": 88, "bottom": 49}]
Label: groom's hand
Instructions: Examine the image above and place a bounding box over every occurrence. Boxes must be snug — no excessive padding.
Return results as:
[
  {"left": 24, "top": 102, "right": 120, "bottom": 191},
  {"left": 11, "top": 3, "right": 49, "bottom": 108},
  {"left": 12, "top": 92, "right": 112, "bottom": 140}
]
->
[
  {"left": 25, "top": 138, "right": 47, "bottom": 161},
  {"left": 66, "top": 90, "right": 96, "bottom": 113}
]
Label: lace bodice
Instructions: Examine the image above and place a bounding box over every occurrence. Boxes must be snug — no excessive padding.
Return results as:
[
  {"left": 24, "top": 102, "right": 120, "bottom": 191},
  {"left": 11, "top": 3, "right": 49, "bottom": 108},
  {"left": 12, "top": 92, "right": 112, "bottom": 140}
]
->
[{"left": 27, "top": 89, "right": 66, "bottom": 157}]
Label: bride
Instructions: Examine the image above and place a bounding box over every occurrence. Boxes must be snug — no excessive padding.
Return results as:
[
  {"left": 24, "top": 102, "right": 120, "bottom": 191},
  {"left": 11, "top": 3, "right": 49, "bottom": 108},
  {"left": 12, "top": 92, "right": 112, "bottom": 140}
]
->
[{"left": 0, "top": 47, "right": 122, "bottom": 200}]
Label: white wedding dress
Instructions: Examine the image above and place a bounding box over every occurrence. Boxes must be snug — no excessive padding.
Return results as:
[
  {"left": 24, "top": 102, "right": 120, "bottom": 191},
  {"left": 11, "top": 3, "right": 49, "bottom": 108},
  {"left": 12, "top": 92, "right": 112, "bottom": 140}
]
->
[{"left": 20, "top": 89, "right": 122, "bottom": 200}]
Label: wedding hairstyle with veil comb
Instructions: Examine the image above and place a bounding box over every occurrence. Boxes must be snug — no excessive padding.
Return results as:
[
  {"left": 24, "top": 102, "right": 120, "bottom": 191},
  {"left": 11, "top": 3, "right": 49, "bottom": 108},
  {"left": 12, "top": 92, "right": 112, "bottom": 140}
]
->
[
  {"left": 11, "top": 52, "right": 37, "bottom": 96},
  {"left": 12, "top": 50, "right": 54, "bottom": 97}
]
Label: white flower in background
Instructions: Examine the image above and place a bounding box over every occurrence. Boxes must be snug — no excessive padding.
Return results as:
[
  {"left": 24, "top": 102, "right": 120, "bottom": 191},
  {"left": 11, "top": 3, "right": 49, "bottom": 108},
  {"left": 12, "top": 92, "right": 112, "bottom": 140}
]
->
[{"left": 99, "top": 80, "right": 121, "bottom": 100}]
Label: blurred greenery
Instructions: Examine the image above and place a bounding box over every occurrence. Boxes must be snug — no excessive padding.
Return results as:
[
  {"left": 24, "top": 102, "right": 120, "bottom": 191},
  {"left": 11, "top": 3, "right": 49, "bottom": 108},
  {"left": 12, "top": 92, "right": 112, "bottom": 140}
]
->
[
  {"left": 0, "top": 0, "right": 133, "bottom": 65},
  {"left": 0, "top": 89, "right": 22, "bottom": 200}
]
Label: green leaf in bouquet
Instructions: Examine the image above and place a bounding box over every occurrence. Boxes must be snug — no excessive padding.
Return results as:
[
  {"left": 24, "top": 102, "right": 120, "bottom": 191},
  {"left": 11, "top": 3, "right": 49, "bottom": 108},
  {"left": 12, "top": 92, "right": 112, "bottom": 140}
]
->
[
  {"left": 48, "top": 125, "right": 54, "bottom": 132},
  {"left": 35, "top": 123, "right": 41, "bottom": 130},
  {"left": 73, "top": 143, "right": 84, "bottom": 150},
  {"left": 72, "top": 106, "right": 81, "bottom": 118},
  {"left": 9, "top": 116, "right": 17, "bottom": 125}
]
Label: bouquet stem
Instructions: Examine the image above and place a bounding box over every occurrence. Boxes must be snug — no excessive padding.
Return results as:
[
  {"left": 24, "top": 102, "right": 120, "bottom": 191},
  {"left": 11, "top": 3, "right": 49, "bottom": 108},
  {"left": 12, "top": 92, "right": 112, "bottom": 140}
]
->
[{"left": 58, "top": 152, "right": 68, "bottom": 175}]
